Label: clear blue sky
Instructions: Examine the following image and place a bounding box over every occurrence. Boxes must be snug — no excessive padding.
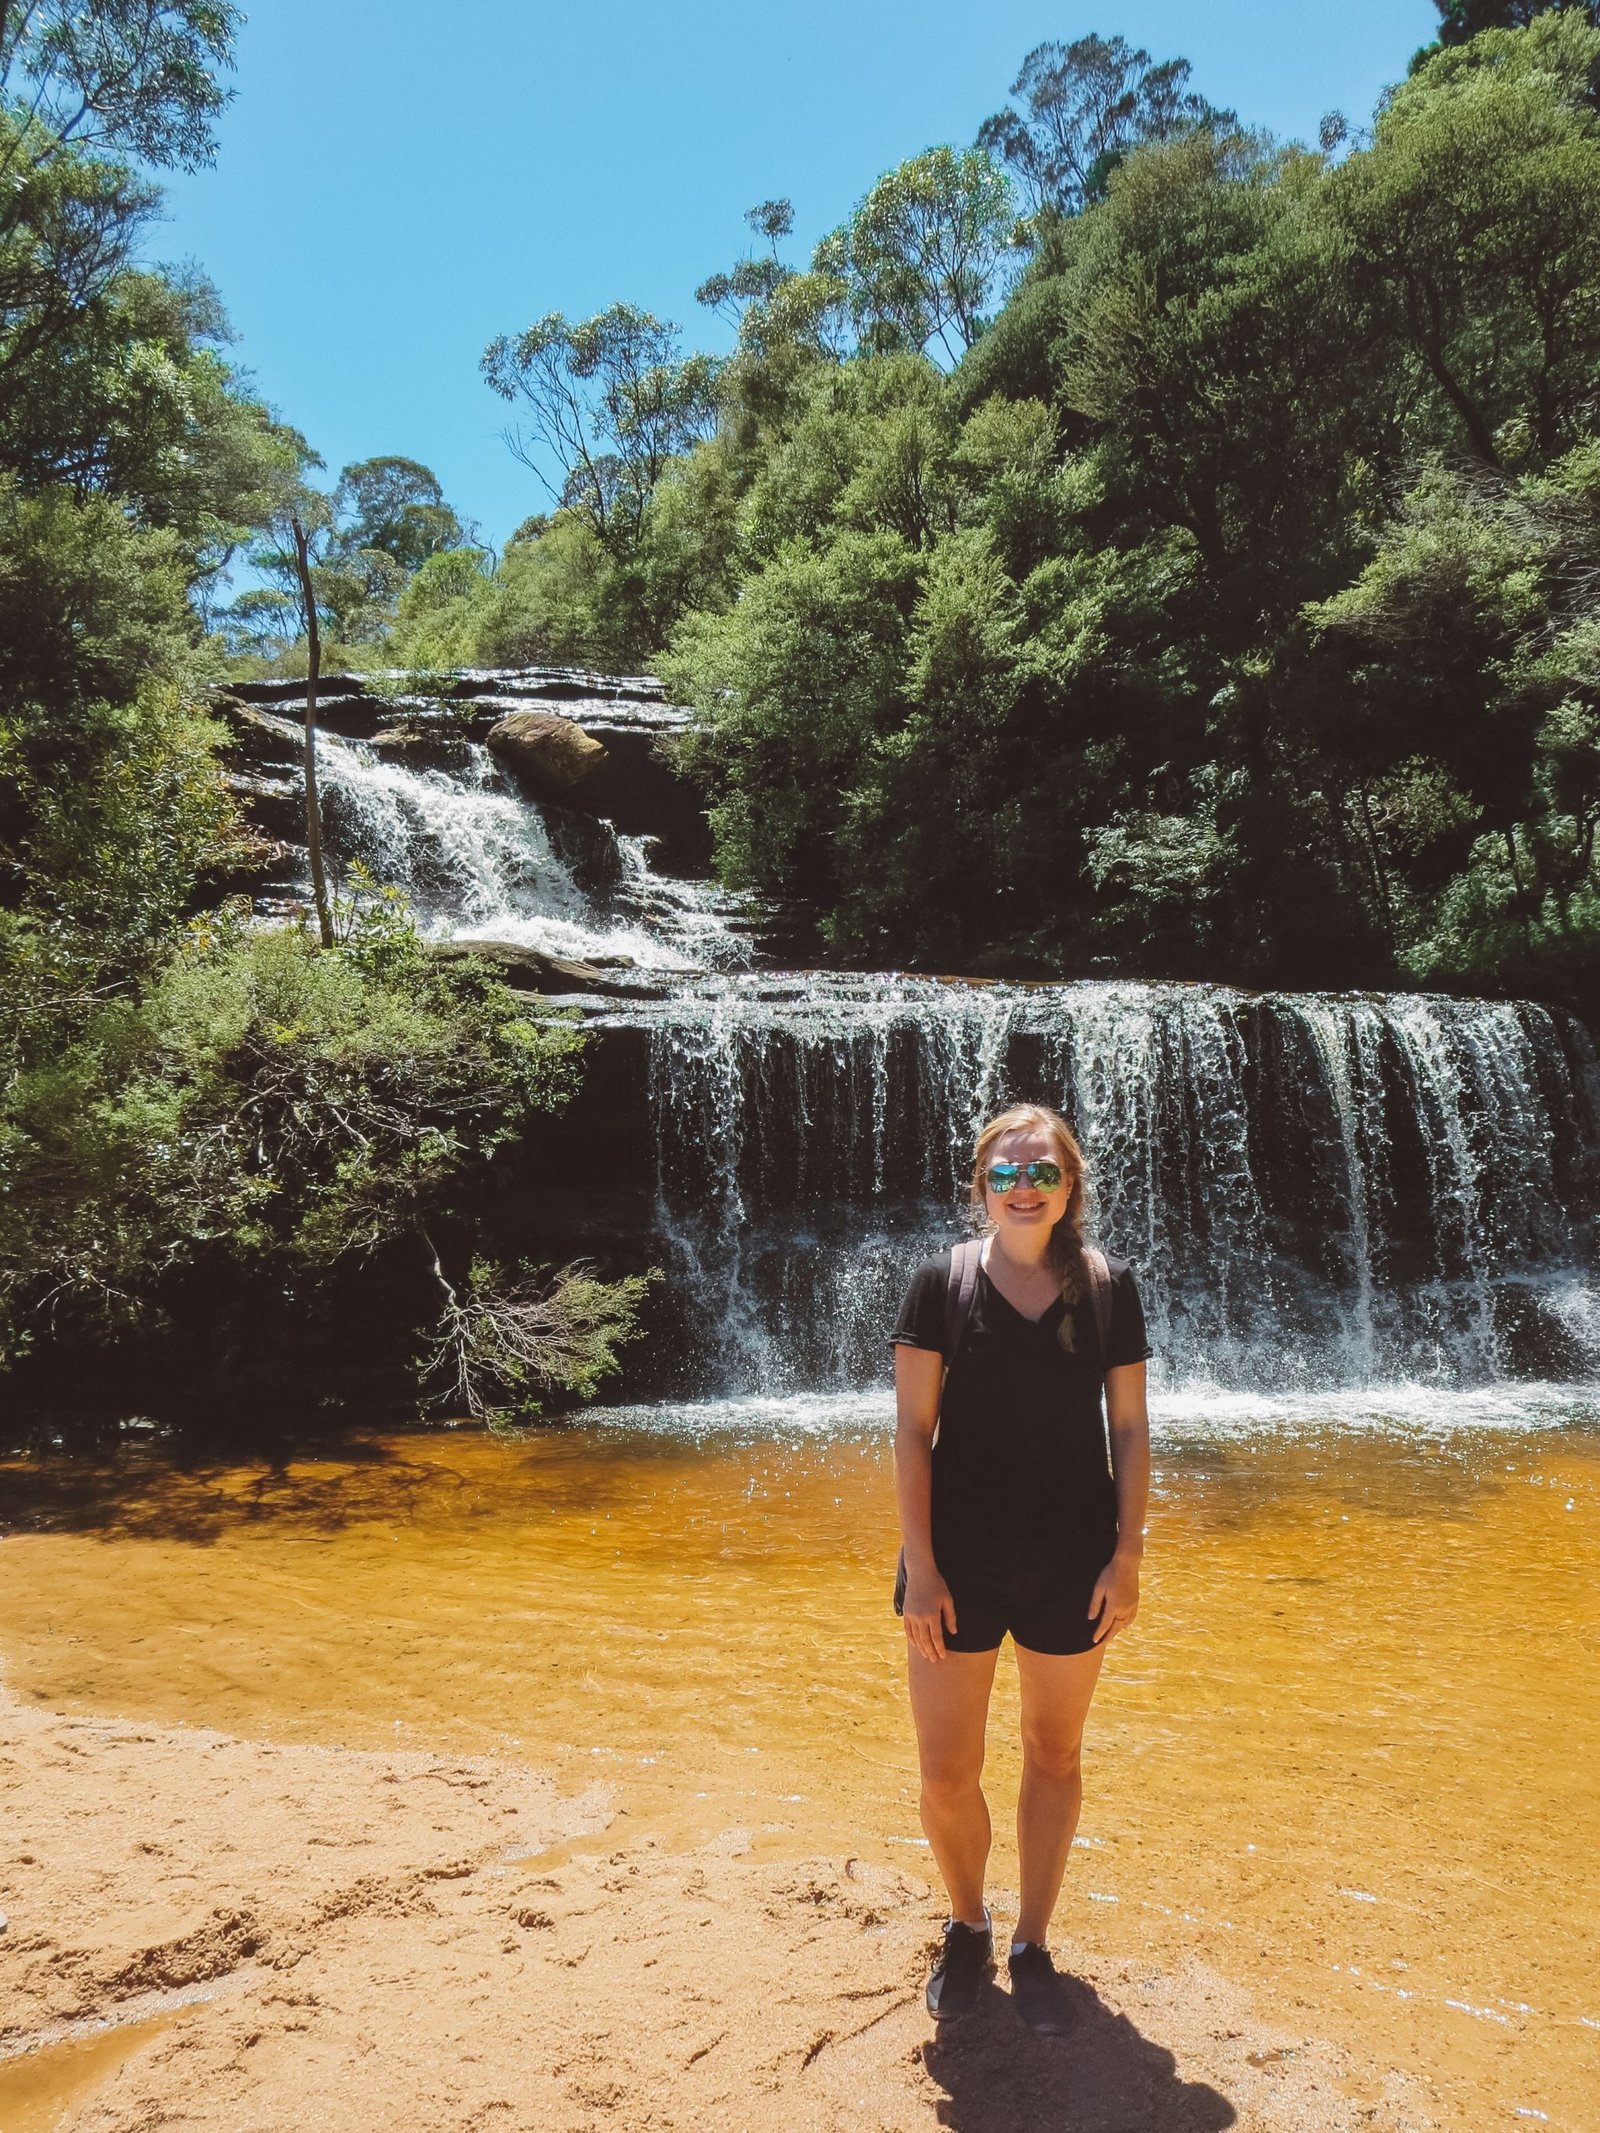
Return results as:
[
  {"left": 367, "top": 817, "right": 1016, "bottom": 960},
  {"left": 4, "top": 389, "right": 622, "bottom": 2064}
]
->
[{"left": 156, "top": 0, "right": 1439, "bottom": 550}]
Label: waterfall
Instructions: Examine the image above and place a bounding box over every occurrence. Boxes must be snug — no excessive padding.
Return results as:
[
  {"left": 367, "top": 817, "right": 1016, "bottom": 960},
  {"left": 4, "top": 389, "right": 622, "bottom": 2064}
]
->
[
  {"left": 592, "top": 974, "right": 1600, "bottom": 1399},
  {"left": 310, "top": 734, "right": 754, "bottom": 971},
  {"left": 247, "top": 675, "right": 1600, "bottom": 1422}
]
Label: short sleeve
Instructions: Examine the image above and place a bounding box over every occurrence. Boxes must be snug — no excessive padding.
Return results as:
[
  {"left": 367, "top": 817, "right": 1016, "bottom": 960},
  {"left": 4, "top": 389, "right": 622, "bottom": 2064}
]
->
[
  {"left": 1104, "top": 1256, "right": 1154, "bottom": 1368},
  {"left": 890, "top": 1252, "right": 950, "bottom": 1352}
]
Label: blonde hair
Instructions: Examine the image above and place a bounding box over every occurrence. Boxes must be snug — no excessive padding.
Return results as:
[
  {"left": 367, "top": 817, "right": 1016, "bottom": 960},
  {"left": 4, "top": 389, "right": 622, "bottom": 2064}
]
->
[{"left": 968, "top": 1102, "right": 1090, "bottom": 1351}]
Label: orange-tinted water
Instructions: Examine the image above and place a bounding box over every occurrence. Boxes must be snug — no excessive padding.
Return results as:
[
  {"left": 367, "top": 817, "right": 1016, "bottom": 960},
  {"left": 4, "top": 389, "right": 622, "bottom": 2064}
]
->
[
  {"left": 0, "top": 2014, "right": 192, "bottom": 2133},
  {"left": 2, "top": 1414, "right": 1597, "bottom": 2126}
]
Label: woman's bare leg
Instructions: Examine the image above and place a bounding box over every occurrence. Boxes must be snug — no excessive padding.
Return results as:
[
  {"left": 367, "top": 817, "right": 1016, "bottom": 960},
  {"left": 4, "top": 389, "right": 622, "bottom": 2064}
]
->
[
  {"left": 906, "top": 1644, "right": 1000, "bottom": 1923},
  {"left": 1013, "top": 1643, "right": 1105, "bottom": 1944}
]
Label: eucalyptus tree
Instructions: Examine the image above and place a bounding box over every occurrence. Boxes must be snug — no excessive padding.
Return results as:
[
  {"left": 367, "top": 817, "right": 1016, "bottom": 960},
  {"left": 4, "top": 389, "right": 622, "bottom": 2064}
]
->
[
  {"left": 0, "top": 2, "right": 293, "bottom": 567},
  {"left": 0, "top": 0, "right": 237, "bottom": 408},
  {"left": 236, "top": 457, "right": 468, "bottom": 654},
  {"left": 1428, "top": 0, "right": 1600, "bottom": 48},
  {"left": 0, "top": 0, "right": 238, "bottom": 173},
  {"left": 978, "top": 34, "right": 1233, "bottom": 218},
  {"left": 696, "top": 198, "right": 796, "bottom": 329},
  {"left": 1046, "top": 127, "right": 1375, "bottom": 620},
  {"left": 818, "top": 146, "right": 1016, "bottom": 366},
  {"left": 0, "top": 99, "right": 156, "bottom": 438},
  {"left": 332, "top": 456, "right": 469, "bottom": 575},
  {"left": 1303, "top": 446, "right": 1600, "bottom": 997},
  {"left": 482, "top": 304, "right": 720, "bottom": 548}
]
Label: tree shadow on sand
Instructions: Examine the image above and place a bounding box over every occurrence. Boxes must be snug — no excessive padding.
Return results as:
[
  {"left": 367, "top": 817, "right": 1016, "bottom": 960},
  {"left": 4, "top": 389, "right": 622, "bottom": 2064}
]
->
[{"left": 923, "top": 1970, "right": 1234, "bottom": 2133}]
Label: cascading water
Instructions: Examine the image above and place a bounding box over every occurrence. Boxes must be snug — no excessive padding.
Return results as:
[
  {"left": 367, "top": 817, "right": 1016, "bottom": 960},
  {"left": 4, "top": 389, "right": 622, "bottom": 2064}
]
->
[
  {"left": 311, "top": 732, "right": 754, "bottom": 971},
  {"left": 591, "top": 975, "right": 1600, "bottom": 1410}
]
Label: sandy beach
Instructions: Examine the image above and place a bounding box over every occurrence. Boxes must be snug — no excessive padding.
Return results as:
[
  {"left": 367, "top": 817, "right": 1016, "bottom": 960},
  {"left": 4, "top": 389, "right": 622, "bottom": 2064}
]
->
[{"left": 1, "top": 1682, "right": 1437, "bottom": 2133}]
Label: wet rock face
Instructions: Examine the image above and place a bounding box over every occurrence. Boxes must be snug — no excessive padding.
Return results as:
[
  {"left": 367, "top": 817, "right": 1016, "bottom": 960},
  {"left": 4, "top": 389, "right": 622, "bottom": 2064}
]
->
[
  {"left": 539, "top": 799, "right": 627, "bottom": 898},
  {"left": 222, "top": 769, "right": 301, "bottom": 842},
  {"left": 220, "top": 704, "right": 302, "bottom": 771},
  {"left": 484, "top": 710, "right": 608, "bottom": 800},
  {"left": 365, "top": 726, "right": 475, "bottom": 773},
  {"left": 210, "top": 669, "right": 714, "bottom": 874}
]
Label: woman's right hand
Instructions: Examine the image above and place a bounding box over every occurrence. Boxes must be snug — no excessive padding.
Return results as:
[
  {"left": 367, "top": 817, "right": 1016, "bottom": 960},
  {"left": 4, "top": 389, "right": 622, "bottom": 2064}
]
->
[{"left": 902, "top": 1564, "right": 958, "bottom": 1662}]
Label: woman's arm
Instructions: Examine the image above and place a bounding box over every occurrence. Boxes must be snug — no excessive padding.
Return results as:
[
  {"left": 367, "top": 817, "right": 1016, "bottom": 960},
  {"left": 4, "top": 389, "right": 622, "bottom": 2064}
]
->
[
  {"left": 893, "top": 1343, "right": 958, "bottom": 1662},
  {"left": 1089, "top": 1360, "right": 1150, "bottom": 1645}
]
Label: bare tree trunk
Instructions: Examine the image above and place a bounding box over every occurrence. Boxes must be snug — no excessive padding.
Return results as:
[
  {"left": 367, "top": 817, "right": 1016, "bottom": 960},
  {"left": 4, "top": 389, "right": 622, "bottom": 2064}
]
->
[
  {"left": 289, "top": 514, "right": 334, "bottom": 949},
  {"left": 1355, "top": 781, "right": 1398, "bottom": 963},
  {"left": 1503, "top": 824, "right": 1535, "bottom": 957}
]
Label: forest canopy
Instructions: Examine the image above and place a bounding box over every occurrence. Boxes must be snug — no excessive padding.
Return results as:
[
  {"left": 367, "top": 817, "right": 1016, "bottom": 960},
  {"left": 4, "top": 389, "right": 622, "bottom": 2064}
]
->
[{"left": 358, "top": 6, "right": 1600, "bottom": 1011}]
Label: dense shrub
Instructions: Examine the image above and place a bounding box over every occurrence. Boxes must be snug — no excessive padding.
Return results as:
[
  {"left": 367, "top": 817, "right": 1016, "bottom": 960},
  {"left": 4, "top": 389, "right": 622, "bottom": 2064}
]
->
[{"left": 0, "top": 901, "right": 648, "bottom": 1426}]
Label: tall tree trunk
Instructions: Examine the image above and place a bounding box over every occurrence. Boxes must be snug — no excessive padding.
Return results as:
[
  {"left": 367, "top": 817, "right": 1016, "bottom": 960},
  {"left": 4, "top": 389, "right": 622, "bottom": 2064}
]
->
[
  {"left": 1355, "top": 781, "right": 1398, "bottom": 964},
  {"left": 289, "top": 514, "right": 334, "bottom": 949}
]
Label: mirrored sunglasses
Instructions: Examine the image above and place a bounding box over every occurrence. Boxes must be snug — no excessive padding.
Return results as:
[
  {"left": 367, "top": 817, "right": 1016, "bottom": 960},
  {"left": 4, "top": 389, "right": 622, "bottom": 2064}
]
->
[{"left": 985, "top": 1159, "right": 1065, "bottom": 1195}]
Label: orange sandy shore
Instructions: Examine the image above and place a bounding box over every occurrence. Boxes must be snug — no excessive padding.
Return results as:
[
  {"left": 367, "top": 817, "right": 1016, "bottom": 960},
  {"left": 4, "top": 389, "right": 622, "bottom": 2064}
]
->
[{"left": 0, "top": 1684, "right": 1435, "bottom": 2133}]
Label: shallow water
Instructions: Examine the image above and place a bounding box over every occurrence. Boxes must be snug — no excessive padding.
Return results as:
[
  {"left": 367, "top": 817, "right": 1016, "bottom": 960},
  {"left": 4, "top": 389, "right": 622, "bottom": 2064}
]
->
[
  {"left": 0, "top": 2011, "right": 196, "bottom": 2133},
  {"left": 2, "top": 1408, "right": 1598, "bottom": 2127}
]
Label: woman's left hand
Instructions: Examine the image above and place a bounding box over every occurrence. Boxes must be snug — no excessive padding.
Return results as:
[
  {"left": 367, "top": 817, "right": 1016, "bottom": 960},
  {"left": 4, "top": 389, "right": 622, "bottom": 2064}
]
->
[{"left": 1089, "top": 1550, "right": 1140, "bottom": 1645}]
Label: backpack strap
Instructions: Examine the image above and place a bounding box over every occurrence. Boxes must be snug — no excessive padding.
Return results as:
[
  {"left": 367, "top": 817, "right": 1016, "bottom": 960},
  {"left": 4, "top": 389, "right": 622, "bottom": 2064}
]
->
[
  {"left": 928, "top": 1237, "right": 984, "bottom": 1450},
  {"left": 942, "top": 1236, "right": 983, "bottom": 1372},
  {"left": 1083, "top": 1244, "right": 1113, "bottom": 1366}
]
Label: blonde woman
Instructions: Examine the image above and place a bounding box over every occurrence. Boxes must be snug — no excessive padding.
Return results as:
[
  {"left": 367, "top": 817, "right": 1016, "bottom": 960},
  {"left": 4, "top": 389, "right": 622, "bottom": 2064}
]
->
[{"left": 891, "top": 1102, "right": 1151, "bottom": 2033}]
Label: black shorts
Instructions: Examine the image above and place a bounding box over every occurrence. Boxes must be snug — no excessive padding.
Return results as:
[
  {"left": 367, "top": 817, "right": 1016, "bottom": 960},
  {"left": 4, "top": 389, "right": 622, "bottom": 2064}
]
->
[{"left": 893, "top": 1547, "right": 1112, "bottom": 1657}]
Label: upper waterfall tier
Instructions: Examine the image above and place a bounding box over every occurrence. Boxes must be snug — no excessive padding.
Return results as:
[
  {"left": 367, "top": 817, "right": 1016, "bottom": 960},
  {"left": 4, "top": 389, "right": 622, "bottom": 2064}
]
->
[
  {"left": 313, "top": 736, "right": 755, "bottom": 971},
  {"left": 218, "top": 668, "right": 759, "bottom": 973},
  {"left": 579, "top": 974, "right": 1600, "bottom": 1397}
]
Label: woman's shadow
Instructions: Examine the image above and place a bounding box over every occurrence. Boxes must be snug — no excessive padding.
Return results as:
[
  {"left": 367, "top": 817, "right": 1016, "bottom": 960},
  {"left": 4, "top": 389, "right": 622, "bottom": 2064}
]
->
[{"left": 923, "top": 1970, "right": 1235, "bottom": 2132}]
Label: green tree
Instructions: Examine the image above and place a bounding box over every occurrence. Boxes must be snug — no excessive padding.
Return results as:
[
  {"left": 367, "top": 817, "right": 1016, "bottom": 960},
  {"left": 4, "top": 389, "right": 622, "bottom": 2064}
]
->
[
  {"left": 1335, "top": 13, "right": 1600, "bottom": 470},
  {"left": 482, "top": 303, "right": 720, "bottom": 548},
  {"left": 0, "top": 906, "right": 649, "bottom": 1423},
  {"left": 666, "top": 528, "right": 923, "bottom": 921},
  {"left": 0, "top": 0, "right": 238, "bottom": 174},
  {"left": 1429, "top": 0, "right": 1599, "bottom": 52},
  {"left": 1305, "top": 447, "right": 1600, "bottom": 997},
  {"left": 695, "top": 198, "right": 796, "bottom": 329},
  {"left": 385, "top": 545, "right": 494, "bottom": 668},
  {"left": 0, "top": 116, "right": 305, "bottom": 590},
  {"left": 1047, "top": 130, "right": 1379, "bottom": 624},
  {"left": 819, "top": 146, "right": 1017, "bottom": 364},
  {"left": 332, "top": 455, "right": 469, "bottom": 574},
  {"left": 234, "top": 470, "right": 421, "bottom": 655},
  {"left": 0, "top": 478, "right": 234, "bottom": 1064},
  {"left": 978, "top": 33, "right": 1234, "bottom": 218}
]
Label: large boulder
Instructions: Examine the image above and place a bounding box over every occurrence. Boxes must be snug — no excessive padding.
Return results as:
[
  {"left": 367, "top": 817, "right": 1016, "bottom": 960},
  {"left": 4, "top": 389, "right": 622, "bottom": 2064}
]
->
[
  {"left": 486, "top": 711, "right": 607, "bottom": 802},
  {"left": 425, "top": 937, "right": 659, "bottom": 1000}
]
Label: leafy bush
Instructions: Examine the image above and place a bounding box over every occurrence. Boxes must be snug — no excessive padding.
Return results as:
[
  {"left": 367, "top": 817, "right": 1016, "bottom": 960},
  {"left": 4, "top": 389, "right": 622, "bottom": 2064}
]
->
[{"left": 0, "top": 899, "right": 649, "bottom": 1425}]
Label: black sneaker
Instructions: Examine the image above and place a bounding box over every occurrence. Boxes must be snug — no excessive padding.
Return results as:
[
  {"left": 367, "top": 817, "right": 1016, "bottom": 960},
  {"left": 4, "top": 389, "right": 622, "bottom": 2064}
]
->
[
  {"left": 926, "top": 1913, "right": 994, "bottom": 2021},
  {"left": 1007, "top": 1941, "right": 1074, "bottom": 2034}
]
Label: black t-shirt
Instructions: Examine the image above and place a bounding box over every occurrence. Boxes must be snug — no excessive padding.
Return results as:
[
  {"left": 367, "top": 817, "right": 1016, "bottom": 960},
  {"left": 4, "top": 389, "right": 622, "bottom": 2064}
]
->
[{"left": 891, "top": 1247, "right": 1152, "bottom": 1573}]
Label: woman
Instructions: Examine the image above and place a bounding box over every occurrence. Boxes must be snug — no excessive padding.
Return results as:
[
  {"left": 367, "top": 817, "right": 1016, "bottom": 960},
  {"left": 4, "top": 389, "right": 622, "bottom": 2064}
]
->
[{"left": 891, "top": 1102, "right": 1151, "bottom": 2034}]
